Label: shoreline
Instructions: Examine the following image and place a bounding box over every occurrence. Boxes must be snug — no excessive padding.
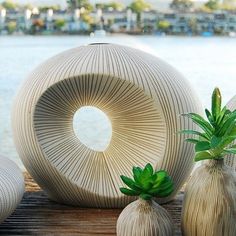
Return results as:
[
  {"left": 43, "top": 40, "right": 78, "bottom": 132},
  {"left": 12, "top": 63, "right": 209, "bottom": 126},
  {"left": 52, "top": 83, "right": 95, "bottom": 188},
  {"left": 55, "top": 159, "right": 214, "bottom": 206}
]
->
[{"left": 1, "top": 33, "right": 236, "bottom": 38}]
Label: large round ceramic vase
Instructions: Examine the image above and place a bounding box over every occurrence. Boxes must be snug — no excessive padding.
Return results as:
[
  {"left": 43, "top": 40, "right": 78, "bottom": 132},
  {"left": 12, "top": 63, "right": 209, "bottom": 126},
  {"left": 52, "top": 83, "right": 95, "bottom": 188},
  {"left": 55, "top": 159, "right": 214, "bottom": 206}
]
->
[
  {"left": 181, "top": 159, "right": 236, "bottom": 236},
  {"left": 12, "top": 43, "right": 201, "bottom": 207},
  {"left": 225, "top": 95, "right": 236, "bottom": 171},
  {"left": 0, "top": 156, "right": 24, "bottom": 223}
]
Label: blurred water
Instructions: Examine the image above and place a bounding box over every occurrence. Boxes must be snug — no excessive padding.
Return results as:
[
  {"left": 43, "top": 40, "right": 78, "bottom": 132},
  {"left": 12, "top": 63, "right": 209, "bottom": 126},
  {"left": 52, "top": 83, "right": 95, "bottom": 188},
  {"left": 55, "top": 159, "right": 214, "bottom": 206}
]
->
[{"left": 0, "top": 35, "right": 235, "bottom": 168}]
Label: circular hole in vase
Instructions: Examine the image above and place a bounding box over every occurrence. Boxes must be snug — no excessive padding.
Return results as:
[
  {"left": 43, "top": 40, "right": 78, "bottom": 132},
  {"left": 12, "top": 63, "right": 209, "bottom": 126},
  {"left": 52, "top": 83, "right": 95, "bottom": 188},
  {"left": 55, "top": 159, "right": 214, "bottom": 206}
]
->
[{"left": 73, "top": 106, "right": 112, "bottom": 152}]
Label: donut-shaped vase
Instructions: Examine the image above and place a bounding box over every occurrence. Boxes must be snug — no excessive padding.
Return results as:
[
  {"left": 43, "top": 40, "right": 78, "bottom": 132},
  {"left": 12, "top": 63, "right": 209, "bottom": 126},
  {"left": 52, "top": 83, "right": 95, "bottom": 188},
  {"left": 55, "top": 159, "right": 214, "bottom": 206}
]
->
[
  {"left": 12, "top": 44, "right": 201, "bottom": 207},
  {"left": 0, "top": 156, "right": 24, "bottom": 223}
]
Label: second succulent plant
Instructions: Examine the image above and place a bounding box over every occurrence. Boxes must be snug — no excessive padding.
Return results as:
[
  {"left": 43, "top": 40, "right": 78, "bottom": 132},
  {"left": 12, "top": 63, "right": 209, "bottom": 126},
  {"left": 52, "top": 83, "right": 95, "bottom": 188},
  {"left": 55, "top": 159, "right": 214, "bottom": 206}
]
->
[{"left": 117, "top": 163, "right": 174, "bottom": 236}]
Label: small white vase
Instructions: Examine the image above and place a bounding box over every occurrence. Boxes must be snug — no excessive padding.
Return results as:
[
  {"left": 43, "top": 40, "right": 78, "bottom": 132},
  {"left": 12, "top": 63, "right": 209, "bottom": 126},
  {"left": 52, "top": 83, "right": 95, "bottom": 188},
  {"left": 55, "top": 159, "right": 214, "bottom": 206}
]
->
[
  {"left": 181, "top": 159, "right": 236, "bottom": 236},
  {"left": 117, "top": 198, "right": 173, "bottom": 236}
]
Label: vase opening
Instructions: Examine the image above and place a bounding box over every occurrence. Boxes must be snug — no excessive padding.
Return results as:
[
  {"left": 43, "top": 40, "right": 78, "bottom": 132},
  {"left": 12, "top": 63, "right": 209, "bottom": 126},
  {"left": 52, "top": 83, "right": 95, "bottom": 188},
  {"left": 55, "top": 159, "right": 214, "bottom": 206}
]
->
[
  {"left": 73, "top": 106, "right": 112, "bottom": 152},
  {"left": 89, "top": 43, "right": 110, "bottom": 45}
]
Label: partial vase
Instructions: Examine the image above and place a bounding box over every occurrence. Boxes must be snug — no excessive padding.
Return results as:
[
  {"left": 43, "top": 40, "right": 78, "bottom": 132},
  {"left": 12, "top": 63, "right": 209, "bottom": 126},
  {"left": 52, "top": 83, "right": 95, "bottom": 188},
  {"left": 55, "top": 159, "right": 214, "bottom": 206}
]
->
[
  {"left": 117, "top": 198, "right": 173, "bottom": 236},
  {"left": 181, "top": 159, "right": 236, "bottom": 236},
  {"left": 0, "top": 156, "right": 25, "bottom": 223},
  {"left": 180, "top": 88, "right": 236, "bottom": 236},
  {"left": 225, "top": 95, "right": 236, "bottom": 171}
]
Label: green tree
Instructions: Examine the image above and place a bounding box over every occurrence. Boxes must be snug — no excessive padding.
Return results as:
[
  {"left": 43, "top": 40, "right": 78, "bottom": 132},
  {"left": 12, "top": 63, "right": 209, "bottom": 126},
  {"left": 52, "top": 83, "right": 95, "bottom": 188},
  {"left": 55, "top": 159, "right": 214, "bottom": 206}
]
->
[
  {"left": 188, "top": 17, "right": 198, "bottom": 34},
  {"left": 157, "top": 20, "right": 171, "bottom": 32},
  {"left": 54, "top": 19, "right": 66, "bottom": 30},
  {"left": 81, "top": 14, "right": 94, "bottom": 25},
  {"left": 204, "top": 0, "right": 220, "bottom": 10},
  {"left": 7, "top": 21, "right": 17, "bottom": 34},
  {"left": 129, "top": 0, "right": 151, "bottom": 28},
  {"left": 170, "top": 0, "right": 194, "bottom": 12},
  {"left": 106, "top": 2, "right": 124, "bottom": 10},
  {"left": 39, "top": 5, "right": 61, "bottom": 12},
  {"left": 95, "top": 2, "right": 124, "bottom": 11},
  {"left": 221, "top": 0, "right": 236, "bottom": 10},
  {"left": 67, "top": 0, "right": 93, "bottom": 11},
  {"left": 2, "top": 0, "right": 17, "bottom": 10}
]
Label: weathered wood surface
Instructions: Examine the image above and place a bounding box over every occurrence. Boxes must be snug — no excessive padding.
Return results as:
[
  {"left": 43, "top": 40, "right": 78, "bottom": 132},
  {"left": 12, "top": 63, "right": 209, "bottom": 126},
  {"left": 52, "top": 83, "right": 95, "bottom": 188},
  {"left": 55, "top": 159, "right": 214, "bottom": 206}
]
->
[{"left": 0, "top": 173, "right": 183, "bottom": 235}]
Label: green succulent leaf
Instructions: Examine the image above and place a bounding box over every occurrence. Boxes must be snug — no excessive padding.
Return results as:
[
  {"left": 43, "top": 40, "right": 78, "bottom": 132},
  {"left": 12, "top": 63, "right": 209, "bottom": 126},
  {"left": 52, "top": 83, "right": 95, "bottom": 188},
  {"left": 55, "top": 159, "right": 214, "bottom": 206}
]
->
[
  {"left": 185, "top": 138, "right": 199, "bottom": 144},
  {"left": 145, "top": 163, "right": 154, "bottom": 175},
  {"left": 216, "top": 106, "right": 231, "bottom": 127},
  {"left": 120, "top": 187, "right": 139, "bottom": 196},
  {"left": 205, "top": 108, "right": 214, "bottom": 124},
  {"left": 224, "top": 148, "right": 236, "bottom": 155},
  {"left": 120, "top": 175, "right": 141, "bottom": 191},
  {"left": 152, "top": 170, "right": 167, "bottom": 188},
  {"left": 229, "top": 126, "right": 236, "bottom": 136},
  {"left": 218, "top": 112, "right": 236, "bottom": 136},
  {"left": 132, "top": 167, "right": 142, "bottom": 183},
  {"left": 148, "top": 178, "right": 174, "bottom": 197},
  {"left": 156, "top": 186, "right": 174, "bottom": 198},
  {"left": 179, "top": 130, "right": 209, "bottom": 140},
  {"left": 140, "top": 164, "right": 152, "bottom": 183},
  {"left": 194, "top": 150, "right": 214, "bottom": 162},
  {"left": 139, "top": 193, "right": 152, "bottom": 200},
  {"left": 195, "top": 141, "right": 211, "bottom": 152},
  {"left": 141, "top": 180, "right": 153, "bottom": 191},
  {"left": 212, "top": 87, "right": 221, "bottom": 121},
  {"left": 210, "top": 136, "right": 222, "bottom": 148},
  {"left": 182, "top": 113, "right": 213, "bottom": 138},
  {"left": 229, "top": 144, "right": 236, "bottom": 149},
  {"left": 218, "top": 136, "right": 236, "bottom": 149},
  {"left": 157, "top": 177, "right": 173, "bottom": 191},
  {"left": 119, "top": 164, "right": 174, "bottom": 200}
]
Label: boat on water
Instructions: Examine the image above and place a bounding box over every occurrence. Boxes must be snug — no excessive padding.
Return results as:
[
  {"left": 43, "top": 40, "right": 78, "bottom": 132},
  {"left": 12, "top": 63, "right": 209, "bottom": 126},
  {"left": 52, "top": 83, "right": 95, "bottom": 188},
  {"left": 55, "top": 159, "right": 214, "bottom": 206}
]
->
[
  {"left": 201, "top": 31, "right": 213, "bottom": 37},
  {"left": 229, "top": 31, "right": 236, "bottom": 37}
]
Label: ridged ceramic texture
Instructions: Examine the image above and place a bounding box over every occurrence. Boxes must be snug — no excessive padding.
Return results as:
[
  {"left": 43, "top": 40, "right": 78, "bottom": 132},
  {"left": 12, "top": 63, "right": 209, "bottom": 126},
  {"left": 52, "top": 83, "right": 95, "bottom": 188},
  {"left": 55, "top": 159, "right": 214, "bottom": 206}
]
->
[
  {"left": 181, "top": 160, "right": 236, "bottom": 236},
  {"left": 225, "top": 95, "right": 236, "bottom": 171},
  {"left": 0, "top": 156, "right": 24, "bottom": 223},
  {"left": 12, "top": 43, "right": 201, "bottom": 207},
  {"left": 117, "top": 199, "right": 174, "bottom": 236}
]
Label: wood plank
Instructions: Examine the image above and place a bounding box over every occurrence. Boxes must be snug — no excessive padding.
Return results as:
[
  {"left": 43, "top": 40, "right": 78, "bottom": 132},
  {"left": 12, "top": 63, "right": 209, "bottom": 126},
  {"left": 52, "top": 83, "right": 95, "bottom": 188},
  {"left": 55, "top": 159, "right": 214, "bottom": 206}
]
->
[{"left": 0, "top": 173, "right": 183, "bottom": 235}]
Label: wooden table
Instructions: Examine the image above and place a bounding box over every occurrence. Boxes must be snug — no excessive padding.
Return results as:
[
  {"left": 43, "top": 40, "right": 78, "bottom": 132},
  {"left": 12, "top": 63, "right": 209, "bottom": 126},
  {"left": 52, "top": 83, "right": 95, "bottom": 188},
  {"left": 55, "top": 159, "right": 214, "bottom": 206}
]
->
[{"left": 0, "top": 173, "right": 183, "bottom": 235}]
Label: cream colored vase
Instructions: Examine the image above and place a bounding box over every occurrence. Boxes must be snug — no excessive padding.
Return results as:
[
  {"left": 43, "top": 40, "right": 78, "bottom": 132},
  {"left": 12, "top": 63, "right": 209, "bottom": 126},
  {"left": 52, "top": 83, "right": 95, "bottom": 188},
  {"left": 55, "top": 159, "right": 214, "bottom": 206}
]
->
[
  {"left": 181, "top": 159, "right": 236, "bottom": 236},
  {"left": 225, "top": 95, "right": 236, "bottom": 171},
  {"left": 12, "top": 43, "right": 201, "bottom": 207},
  {"left": 117, "top": 198, "right": 173, "bottom": 236},
  {"left": 0, "top": 156, "right": 24, "bottom": 223}
]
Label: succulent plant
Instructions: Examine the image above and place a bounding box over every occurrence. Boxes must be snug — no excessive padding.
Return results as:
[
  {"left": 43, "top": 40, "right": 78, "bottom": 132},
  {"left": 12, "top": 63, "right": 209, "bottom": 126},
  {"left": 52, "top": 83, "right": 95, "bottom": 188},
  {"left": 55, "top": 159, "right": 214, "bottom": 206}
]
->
[
  {"left": 117, "top": 163, "right": 174, "bottom": 236},
  {"left": 120, "top": 163, "right": 174, "bottom": 200},
  {"left": 180, "top": 87, "right": 236, "bottom": 161}
]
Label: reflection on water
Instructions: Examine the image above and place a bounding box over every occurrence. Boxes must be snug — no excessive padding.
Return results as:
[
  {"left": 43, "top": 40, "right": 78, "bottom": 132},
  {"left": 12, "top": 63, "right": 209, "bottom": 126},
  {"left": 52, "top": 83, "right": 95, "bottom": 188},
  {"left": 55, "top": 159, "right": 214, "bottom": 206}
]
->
[{"left": 0, "top": 35, "right": 236, "bottom": 168}]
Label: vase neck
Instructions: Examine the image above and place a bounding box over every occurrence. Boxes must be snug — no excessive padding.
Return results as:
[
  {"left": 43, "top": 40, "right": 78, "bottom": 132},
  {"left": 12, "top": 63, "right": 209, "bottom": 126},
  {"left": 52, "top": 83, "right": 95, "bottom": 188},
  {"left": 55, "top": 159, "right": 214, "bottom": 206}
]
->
[
  {"left": 138, "top": 197, "right": 152, "bottom": 204},
  {"left": 136, "top": 198, "right": 154, "bottom": 213},
  {"left": 206, "top": 158, "right": 224, "bottom": 168}
]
